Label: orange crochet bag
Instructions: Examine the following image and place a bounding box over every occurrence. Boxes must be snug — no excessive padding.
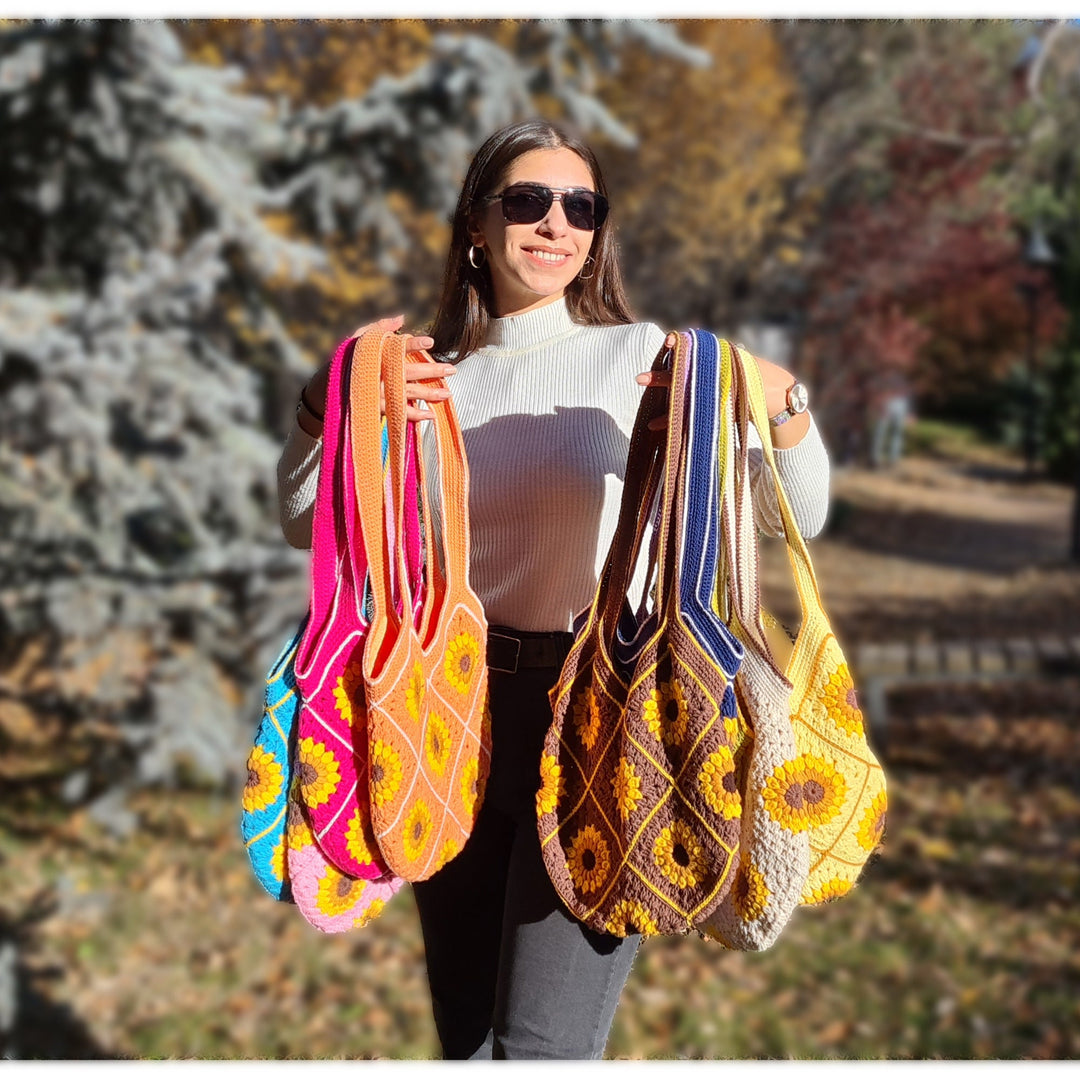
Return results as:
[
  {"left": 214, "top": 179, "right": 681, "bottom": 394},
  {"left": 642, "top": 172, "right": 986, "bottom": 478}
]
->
[{"left": 351, "top": 328, "right": 491, "bottom": 881}]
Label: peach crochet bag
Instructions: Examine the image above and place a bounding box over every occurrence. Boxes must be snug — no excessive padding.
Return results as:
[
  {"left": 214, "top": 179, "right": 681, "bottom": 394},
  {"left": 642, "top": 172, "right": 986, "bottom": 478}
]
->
[{"left": 352, "top": 328, "right": 490, "bottom": 881}]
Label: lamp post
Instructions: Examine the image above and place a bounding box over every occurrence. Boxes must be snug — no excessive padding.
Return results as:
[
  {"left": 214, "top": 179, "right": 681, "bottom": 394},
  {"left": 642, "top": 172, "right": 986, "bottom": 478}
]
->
[{"left": 1018, "top": 225, "right": 1056, "bottom": 479}]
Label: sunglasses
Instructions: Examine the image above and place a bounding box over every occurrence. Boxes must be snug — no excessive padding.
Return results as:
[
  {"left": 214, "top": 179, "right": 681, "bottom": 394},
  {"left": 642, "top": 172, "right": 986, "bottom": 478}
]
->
[{"left": 479, "top": 183, "right": 609, "bottom": 232}]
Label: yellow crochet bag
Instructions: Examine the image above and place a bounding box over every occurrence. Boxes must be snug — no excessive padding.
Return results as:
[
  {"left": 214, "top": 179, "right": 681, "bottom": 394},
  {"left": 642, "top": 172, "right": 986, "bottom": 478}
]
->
[{"left": 717, "top": 342, "right": 887, "bottom": 906}]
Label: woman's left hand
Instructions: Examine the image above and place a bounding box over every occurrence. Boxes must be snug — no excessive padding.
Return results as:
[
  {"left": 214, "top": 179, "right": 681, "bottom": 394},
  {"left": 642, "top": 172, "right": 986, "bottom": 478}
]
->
[
  {"left": 634, "top": 333, "right": 677, "bottom": 432},
  {"left": 635, "top": 335, "right": 810, "bottom": 444}
]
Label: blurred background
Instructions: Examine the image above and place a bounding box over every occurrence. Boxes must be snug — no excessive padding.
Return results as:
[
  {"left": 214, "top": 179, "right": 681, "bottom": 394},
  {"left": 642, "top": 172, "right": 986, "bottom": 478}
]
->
[{"left": 1, "top": 16, "right": 1078, "bottom": 1061}]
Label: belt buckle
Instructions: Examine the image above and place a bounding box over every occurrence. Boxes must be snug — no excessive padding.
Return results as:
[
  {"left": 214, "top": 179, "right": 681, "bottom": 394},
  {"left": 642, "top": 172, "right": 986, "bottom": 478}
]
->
[{"left": 488, "top": 630, "right": 521, "bottom": 675}]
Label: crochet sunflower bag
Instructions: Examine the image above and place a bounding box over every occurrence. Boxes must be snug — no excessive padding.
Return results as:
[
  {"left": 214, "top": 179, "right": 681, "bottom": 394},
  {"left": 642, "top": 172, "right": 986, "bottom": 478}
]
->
[
  {"left": 713, "top": 342, "right": 887, "bottom": 907},
  {"left": 538, "top": 333, "right": 747, "bottom": 938},
  {"left": 241, "top": 618, "right": 307, "bottom": 901},
  {"left": 352, "top": 328, "right": 491, "bottom": 881},
  {"left": 680, "top": 333, "right": 809, "bottom": 950}
]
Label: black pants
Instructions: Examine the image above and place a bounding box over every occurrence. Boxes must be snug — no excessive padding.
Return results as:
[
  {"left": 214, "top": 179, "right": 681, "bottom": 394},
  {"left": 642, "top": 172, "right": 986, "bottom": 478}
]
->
[{"left": 411, "top": 636, "right": 640, "bottom": 1060}]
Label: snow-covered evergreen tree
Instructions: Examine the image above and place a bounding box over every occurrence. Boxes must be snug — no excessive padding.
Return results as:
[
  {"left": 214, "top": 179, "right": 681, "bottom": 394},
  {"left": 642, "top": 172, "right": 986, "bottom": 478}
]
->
[{"left": 0, "top": 18, "right": 700, "bottom": 834}]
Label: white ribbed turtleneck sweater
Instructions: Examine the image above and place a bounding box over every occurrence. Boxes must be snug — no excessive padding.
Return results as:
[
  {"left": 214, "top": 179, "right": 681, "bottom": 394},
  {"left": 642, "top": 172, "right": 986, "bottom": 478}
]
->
[{"left": 276, "top": 298, "right": 830, "bottom": 633}]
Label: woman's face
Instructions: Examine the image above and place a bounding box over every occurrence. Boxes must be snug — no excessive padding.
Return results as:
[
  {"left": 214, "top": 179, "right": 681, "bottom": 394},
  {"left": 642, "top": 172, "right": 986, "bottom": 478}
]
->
[{"left": 469, "top": 147, "right": 598, "bottom": 318}]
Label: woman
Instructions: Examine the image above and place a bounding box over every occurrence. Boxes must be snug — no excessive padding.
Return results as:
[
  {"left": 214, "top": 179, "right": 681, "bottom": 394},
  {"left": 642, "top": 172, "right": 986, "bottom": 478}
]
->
[{"left": 277, "top": 119, "right": 830, "bottom": 1060}]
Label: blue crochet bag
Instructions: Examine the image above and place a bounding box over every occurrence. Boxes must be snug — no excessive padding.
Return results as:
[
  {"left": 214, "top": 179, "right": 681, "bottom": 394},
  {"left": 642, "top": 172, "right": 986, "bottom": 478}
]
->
[{"left": 241, "top": 618, "right": 307, "bottom": 901}]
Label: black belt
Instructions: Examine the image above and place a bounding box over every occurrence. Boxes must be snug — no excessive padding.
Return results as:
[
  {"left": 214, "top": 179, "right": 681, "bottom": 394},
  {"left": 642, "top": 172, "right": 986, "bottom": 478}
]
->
[{"left": 486, "top": 626, "right": 575, "bottom": 674}]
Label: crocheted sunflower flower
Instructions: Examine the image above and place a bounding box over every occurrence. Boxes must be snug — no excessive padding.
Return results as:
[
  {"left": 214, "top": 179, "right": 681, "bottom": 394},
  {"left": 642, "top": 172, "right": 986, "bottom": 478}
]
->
[
  {"left": 566, "top": 824, "right": 610, "bottom": 895},
  {"left": 269, "top": 838, "right": 287, "bottom": 884},
  {"left": 572, "top": 685, "right": 602, "bottom": 752},
  {"left": 345, "top": 805, "right": 377, "bottom": 866},
  {"left": 370, "top": 740, "right": 404, "bottom": 807},
  {"left": 611, "top": 756, "right": 642, "bottom": 821},
  {"left": 821, "top": 662, "right": 864, "bottom": 737},
  {"left": 762, "top": 754, "right": 846, "bottom": 832},
  {"left": 698, "top": 746, "right": 742, "bottom": 820},
  {"left": 296, "top": 737, "right": 341, "bottom": 808},
  {"left": 315, "top": 864, "right": 366, "bottom": 917},
  {"left": 445, "top": 631, "right": 480, "bottom": 694},
  {"left": 402, "top": 800, "right": 433, "bottom": 862},
  {"left": 405, "top": 661, "right": 426, "bottom": 722},
  {"left": 242, "top": 745, "right": 283, "bottom": 813},
  {"left": 856, "top": 789, "right": 887, "bottom": 851},
  {"left": 333, "top": 656, "right": 365, "bottom": 729},
  {"left": 536, "top": 753, "right": 565, "bottom": 817},
  {"left": 460, "top": 756, "right": 484, "bottom": 817},
  {"left": 353, "top": 898, "right": 385, "bottom": 929},
  {"left": 803, "top": 876, "right": 853, "bottom": 904},
  {"left": 654, "top": 819, "right": 707, "bottom": 890},
  {"left": 605, "top": 899, "right": 659, "bottom": 938},
  {"left": 424, "top": 712, "right": 452, "bottom": 776},
  {"left": 642, "top": 680, "right": 689, "bottom": 748},
  {"left": 733, "top": 860, "right": 770, "bottom": 923},
  {"left": 286, "top": 788, "right": 315, "bottom": 851},
  {"left": 434, "top": 839, "right": 459, "bottom": 873}
]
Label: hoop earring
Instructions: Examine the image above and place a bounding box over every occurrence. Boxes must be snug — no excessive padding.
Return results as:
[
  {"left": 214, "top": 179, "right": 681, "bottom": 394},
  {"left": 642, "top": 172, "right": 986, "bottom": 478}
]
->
[
  {"left": 467, "top": 245, "right": 486, "bottom": 270},
  {"left": 578, "top": 255, "right": 595, "bottom": 281}
]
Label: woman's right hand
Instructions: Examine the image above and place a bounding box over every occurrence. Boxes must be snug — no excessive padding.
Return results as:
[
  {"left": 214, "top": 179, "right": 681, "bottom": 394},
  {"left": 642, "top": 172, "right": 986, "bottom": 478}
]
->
[{"left": 299, "top": 315, "right": 456, "bottom": 436}]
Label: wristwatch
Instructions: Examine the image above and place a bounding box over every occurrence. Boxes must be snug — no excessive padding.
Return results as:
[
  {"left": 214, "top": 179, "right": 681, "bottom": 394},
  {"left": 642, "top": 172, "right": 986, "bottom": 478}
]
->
[{"left": 769, "top": 381, "right": 809, "bottom": 427}]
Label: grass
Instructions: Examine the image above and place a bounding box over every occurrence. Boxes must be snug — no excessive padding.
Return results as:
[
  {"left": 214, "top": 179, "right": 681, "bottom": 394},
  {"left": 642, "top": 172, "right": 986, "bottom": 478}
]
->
[{"left": 4, "top": 678, "right": 1078, "bottom": 1060}]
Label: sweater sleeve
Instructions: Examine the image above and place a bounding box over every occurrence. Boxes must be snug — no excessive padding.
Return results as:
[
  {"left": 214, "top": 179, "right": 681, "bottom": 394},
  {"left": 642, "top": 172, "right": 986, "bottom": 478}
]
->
[
  {"left": 276, "top": 421, "right": 321, "bottom": 549},
  {"left": 747, "top": 412, "right": 831, "bottom": 540}
]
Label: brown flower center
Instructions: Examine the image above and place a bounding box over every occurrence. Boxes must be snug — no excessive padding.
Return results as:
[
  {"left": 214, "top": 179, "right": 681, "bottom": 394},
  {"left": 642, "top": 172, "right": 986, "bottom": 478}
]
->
[
  {"left": 722, "top": 770, "right": 738, "bottom": 793},
  {"left": 665, "top": 698, "right": 681, "bottom": 723},
  {"left": 459, "top": 653, "right": 472, "bottom": 674},
  {"left": 582, "top": 848, "right": 596, "bottom": 872},
  {"left": 287, "top": 800, "right": 302, "bottom": 826},
  {"left": 298, "top": 761, "right": 317, "bottom": 786},
  {"left": 246, "top": 768, "right": 260, "bottom": 789},
  {"left": 785, "top": 784, "right": 805, "bottom": 810},
  {"left": 412, "top": 819, "right": 424, "bottom": 842},
  {"left": 672, "top": 842, "right": 690, "bottom": 867},
  {"left": 337, "top": 875, "right": 354, "bottom": 898},
  {"left": 803, "top": 780, "right": 825, "bottom": 806},
  {"left": 371, "top": 763, "right": 384, "bottom": 785},
  {"left": 846, "top": 687, "right": 860, "bottom": 710}
]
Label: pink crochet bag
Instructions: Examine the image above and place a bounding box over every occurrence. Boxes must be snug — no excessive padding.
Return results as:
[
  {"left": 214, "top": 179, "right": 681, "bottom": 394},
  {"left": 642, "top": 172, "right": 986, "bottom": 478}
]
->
[{"left": 292, "top": 334, "right": 424, "bottom": 883}]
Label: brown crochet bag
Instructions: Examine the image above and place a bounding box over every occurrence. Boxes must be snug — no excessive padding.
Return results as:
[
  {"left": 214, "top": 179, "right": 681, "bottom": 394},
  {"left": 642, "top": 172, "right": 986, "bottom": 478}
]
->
[{"left": 537, "top": 334, "right": 747, "bottom": 937}]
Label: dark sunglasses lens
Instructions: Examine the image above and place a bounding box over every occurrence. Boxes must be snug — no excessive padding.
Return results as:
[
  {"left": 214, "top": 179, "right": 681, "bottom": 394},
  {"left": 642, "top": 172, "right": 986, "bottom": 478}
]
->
[
  {"left": 563, "top": 192, "right": 608, "bottom": 231},
  {"left": 500, "top": 188, "right": 552, "bottom": 225}
]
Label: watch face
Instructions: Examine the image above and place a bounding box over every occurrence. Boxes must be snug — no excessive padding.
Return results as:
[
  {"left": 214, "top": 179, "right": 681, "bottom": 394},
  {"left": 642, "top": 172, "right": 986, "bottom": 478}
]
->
[{"left": 788, "top": 382, "right": 809, "bottom": 414}]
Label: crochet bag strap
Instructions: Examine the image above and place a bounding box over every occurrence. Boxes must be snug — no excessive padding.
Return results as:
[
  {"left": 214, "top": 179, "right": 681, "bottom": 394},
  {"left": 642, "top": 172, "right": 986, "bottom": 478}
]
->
[
  {"left": 297, "top": 336, "right": 356, "bottom": 668},
  {"left": 730, "top": 342, "right": 887, "bottom": 904},
  {"left": 590, "top": 339, "right": 676, "bottom": 647},
  {"left": 353, "top": 330, "right": 472, "bottom": 646}
]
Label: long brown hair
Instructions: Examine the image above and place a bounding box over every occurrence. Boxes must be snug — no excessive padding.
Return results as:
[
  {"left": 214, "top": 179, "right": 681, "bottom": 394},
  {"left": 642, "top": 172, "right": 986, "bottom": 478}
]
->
[{"left": 429, "top": 119, "right": 635, "bottom": 361}]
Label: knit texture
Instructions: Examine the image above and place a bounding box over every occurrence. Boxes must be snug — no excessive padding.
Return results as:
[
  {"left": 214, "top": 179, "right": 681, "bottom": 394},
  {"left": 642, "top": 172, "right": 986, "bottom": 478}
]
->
[{"left": 276, "top": 298, "right": 831, "bottom": 633}]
